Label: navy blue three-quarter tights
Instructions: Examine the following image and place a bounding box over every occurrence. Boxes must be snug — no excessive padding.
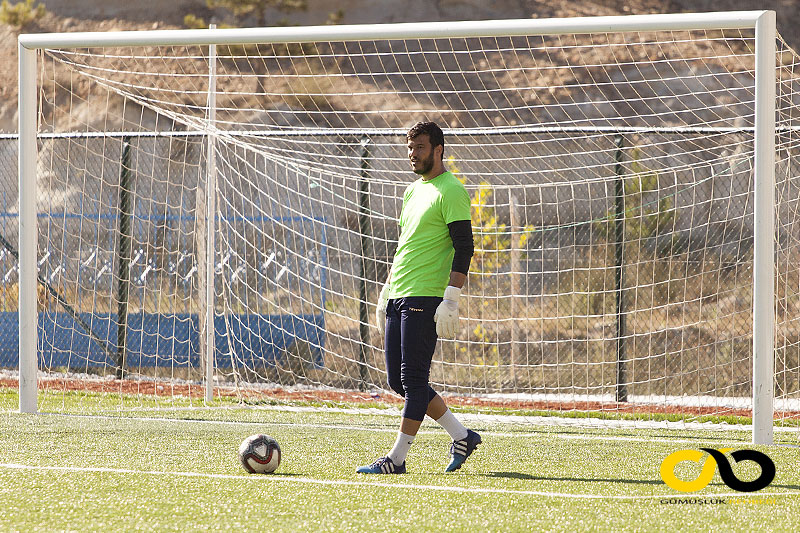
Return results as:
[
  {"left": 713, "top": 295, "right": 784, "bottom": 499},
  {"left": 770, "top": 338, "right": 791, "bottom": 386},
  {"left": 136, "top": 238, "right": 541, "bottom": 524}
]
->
[{"left": 384, "top": 296, "right": 442, "bottom": 422}]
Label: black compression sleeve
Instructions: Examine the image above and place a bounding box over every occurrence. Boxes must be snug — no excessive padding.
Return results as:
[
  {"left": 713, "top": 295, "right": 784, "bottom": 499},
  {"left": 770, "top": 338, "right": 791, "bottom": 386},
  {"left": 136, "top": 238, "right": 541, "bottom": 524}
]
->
[{"left": 448, "top": 220, "right": 474, "bottom": 275}]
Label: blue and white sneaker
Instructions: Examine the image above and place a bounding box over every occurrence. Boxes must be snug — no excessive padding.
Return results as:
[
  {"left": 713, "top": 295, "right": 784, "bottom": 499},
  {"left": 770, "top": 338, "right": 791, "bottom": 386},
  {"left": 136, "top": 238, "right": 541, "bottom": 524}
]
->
[
  {"left": 445, "top": 429, "right": 482, "bottom": 472},
  {"left": 356, "top": 456, "right": 406, "bottom": 474}
]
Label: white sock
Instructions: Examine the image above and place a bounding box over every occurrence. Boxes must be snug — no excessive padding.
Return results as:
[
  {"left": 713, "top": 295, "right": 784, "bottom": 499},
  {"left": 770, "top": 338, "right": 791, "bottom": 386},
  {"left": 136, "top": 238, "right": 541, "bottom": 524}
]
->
[
  {"left": 435, "top": 409, "right": 469, "bottom": 441},
  {"left": 387, "top": 432, "right": 415, "bottom": 465}
]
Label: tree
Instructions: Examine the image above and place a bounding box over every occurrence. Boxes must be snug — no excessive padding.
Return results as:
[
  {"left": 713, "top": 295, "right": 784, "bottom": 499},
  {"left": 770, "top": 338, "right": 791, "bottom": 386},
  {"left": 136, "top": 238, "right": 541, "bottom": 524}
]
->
[
  {"left": 445, "top": 156, "right": 536, "bottom": 275},
  {"left": 206, "top": 0, "right": 306, "bottom": 27},
  {"left": 0, "top": 0, "right": 45, "bottom": 29},
  {"left": 595, "top": 147, "right": 676, "bottom": 256}
]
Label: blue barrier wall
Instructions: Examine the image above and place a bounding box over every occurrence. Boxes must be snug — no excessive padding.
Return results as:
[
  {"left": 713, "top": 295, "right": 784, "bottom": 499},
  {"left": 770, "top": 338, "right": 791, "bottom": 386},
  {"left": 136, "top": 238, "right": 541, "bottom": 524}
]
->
[{"left": 0, "top": 312, "right": 325, "bottom": 369}]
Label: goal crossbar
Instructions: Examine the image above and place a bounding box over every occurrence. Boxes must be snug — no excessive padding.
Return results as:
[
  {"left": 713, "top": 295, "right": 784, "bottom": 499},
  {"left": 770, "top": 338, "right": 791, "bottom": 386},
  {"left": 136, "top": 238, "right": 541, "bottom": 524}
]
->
[{"left": 19, "top": 12, "right": 771, "bottom": 50}]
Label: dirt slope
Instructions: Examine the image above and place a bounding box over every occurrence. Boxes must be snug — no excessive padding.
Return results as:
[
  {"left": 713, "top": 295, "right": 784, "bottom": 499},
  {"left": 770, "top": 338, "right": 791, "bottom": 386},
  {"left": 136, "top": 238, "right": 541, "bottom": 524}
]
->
[{"left": 1, "top": 0, "right": 799, "bottom": 132}]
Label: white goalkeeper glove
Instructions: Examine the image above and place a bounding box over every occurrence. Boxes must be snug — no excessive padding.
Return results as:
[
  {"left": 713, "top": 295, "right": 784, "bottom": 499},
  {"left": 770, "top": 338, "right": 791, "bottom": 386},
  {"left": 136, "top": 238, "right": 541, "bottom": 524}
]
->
[
  {"left": 434, "top": 286, "right": 461, "bottom": 338},
  {"left": 376, "top": 283, "right": 390, "bottom": 337}
]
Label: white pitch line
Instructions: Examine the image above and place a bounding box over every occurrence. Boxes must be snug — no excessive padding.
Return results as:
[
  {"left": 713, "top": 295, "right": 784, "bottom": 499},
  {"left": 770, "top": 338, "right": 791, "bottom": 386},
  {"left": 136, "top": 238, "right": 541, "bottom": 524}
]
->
[
  {"left": 5, "top": 402, "right": 799, "bottom": 437},
  {"left": 3, "top": 462, "right": 797, "bottom": 500},
  {"left": 33, "top": 412, "right": 757, "bottom": 446}
]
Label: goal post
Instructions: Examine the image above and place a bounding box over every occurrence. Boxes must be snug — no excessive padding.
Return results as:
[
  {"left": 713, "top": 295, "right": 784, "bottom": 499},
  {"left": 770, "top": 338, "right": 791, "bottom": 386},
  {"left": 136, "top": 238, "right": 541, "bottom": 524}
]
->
[
  {"left": 15, "top": 12, "right": 785, "bottom": 443},
  {"left": 17, "top": 42, "right": 37, "bottom": 415},
  {"left": 752, "top": 10, "right": 776, "bottom": 445}
]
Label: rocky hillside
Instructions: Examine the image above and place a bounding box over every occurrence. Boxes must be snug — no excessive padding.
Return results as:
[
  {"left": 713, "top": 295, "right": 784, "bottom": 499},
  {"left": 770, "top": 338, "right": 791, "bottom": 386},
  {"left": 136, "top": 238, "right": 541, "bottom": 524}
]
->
[{"left": 1, "top": 0, "right": 799, "bottom": 132}]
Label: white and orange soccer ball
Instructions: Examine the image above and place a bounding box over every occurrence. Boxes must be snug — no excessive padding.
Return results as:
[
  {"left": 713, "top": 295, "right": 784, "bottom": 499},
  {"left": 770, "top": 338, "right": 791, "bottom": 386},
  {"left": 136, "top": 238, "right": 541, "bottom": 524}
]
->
[{"left": 238, "top": 434, "right": 281, "bottom": 474}]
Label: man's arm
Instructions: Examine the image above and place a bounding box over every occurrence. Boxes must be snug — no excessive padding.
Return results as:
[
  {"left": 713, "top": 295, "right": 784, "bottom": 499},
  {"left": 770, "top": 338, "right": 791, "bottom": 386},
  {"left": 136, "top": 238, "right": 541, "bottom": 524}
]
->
[
  {"left": 447, "top": 219, "right": 474, "bottom": 287},
  {"left": 376, "top": 269, "right": 392, "bottom": 337},
  {"left": 434, "top": 220, "right": 474, "bottom": 337},
  {"left": 448, "top": 271, "right": 467, "bottom": 289}
]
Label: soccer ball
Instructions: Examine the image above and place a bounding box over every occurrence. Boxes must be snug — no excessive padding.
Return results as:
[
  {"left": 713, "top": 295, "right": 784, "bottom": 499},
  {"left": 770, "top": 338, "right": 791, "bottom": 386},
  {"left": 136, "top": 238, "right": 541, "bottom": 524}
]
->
[{"left": 238, "top": 434, "right": 281, "bottom": 474}]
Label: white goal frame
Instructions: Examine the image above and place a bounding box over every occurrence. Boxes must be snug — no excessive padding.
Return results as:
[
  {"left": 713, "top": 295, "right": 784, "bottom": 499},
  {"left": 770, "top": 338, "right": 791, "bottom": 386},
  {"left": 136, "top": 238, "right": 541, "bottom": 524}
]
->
[{"left": 17, "top": 11, "right": 777, "bottom": 444}]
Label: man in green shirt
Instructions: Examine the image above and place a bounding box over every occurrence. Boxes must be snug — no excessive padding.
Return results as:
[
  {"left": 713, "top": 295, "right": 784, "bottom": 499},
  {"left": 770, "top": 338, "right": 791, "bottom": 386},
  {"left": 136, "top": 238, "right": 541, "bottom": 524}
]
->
[{"left": 357, "top": 122, "right": 481, "bottom": 475}]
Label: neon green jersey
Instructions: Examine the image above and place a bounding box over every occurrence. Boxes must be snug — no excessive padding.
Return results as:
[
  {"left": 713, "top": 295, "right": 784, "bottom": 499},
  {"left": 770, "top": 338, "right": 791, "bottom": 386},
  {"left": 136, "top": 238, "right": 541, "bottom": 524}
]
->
[{"left": 389, "top": 171, "right": 472, "bottom": 298}]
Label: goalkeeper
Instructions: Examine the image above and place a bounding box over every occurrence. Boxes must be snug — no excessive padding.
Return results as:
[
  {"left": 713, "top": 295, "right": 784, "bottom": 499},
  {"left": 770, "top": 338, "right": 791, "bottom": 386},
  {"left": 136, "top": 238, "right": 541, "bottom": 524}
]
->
[{"left": 357, "top": 121, "right": 480, "bottom": 475}]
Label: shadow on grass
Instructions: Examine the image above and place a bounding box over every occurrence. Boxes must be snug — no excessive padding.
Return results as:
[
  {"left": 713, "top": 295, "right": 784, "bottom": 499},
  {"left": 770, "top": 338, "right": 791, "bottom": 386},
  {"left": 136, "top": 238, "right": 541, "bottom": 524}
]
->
[
  {"left": 483, "top": 474, "right": 800, "bottom": 492},
  {"left": 676, "top": 481, "right": 800, "bottom": 493},
  {"left": 484, "top": 471, "right": 663, "bottom": 485},
  {"left": 731, "top": 482, "right": 800, "bottom": 491}
]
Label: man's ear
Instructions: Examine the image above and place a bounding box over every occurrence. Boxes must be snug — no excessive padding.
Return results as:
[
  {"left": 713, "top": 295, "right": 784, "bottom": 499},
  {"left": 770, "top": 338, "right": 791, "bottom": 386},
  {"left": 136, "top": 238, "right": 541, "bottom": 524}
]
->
[{"left": 435, "top": 144, "right": 444, "bottom": 160}]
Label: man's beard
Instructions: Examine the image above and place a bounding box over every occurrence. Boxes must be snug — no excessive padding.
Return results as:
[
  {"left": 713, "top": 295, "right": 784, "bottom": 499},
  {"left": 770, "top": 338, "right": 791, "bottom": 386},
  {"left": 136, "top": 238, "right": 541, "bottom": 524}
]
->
[{"left": 412, "top": 152, "right": 434, "bottom": 175}]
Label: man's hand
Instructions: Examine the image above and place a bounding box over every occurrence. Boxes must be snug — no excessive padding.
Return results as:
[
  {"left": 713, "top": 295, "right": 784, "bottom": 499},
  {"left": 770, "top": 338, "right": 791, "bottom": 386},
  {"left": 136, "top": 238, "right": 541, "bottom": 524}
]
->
[
  {"left": 376, "top": 284, "right": 390, "bottom": 337},
  {"left": 434, "top": 286, "right": 461, "bottom": 338}
]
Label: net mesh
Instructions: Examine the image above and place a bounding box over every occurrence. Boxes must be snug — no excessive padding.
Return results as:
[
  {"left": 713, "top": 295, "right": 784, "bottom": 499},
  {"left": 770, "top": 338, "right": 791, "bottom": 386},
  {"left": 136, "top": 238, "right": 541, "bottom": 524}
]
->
[{"left": 8, "top": 25, "right": 800, "bottom": 426}]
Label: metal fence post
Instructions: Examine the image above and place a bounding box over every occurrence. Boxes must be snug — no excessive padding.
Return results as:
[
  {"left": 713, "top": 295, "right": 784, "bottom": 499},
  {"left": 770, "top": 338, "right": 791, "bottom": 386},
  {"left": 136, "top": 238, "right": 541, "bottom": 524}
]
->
[
  {"left": 357, "top": 135, "right": 373, "bottom": 391},
  {"left": 116, "top": 137, "right": 133, "bottom": 379},
  {"left": 614, "top": 133, "right": 627, "bottom": 403}
]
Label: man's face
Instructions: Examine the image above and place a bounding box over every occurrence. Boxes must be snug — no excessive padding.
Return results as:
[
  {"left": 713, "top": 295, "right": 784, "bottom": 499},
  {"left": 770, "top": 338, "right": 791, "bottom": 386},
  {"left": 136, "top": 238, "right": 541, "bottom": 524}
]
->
[{"left": 407, "top": 134, "right": 435, "bottom": 176}]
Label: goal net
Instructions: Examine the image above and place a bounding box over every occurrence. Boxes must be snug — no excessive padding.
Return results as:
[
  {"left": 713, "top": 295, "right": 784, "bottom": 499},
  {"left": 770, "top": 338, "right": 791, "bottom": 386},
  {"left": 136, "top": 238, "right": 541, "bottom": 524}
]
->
[{"left": 10, "top": 13, "right": 800, "bottom": 437}]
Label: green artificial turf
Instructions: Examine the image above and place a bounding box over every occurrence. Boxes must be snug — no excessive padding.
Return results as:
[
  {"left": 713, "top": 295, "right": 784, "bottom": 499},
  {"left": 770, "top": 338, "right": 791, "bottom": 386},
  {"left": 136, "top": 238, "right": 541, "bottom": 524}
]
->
[{"left": 1, "top": 392, "right": 799, "bottom": 532}]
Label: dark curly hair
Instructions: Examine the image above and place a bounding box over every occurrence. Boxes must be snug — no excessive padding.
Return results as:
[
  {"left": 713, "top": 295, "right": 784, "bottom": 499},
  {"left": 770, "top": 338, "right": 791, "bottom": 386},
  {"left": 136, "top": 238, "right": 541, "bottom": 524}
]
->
[{"left": 406, "top": 121, "right": 444, "bottom": 156}]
